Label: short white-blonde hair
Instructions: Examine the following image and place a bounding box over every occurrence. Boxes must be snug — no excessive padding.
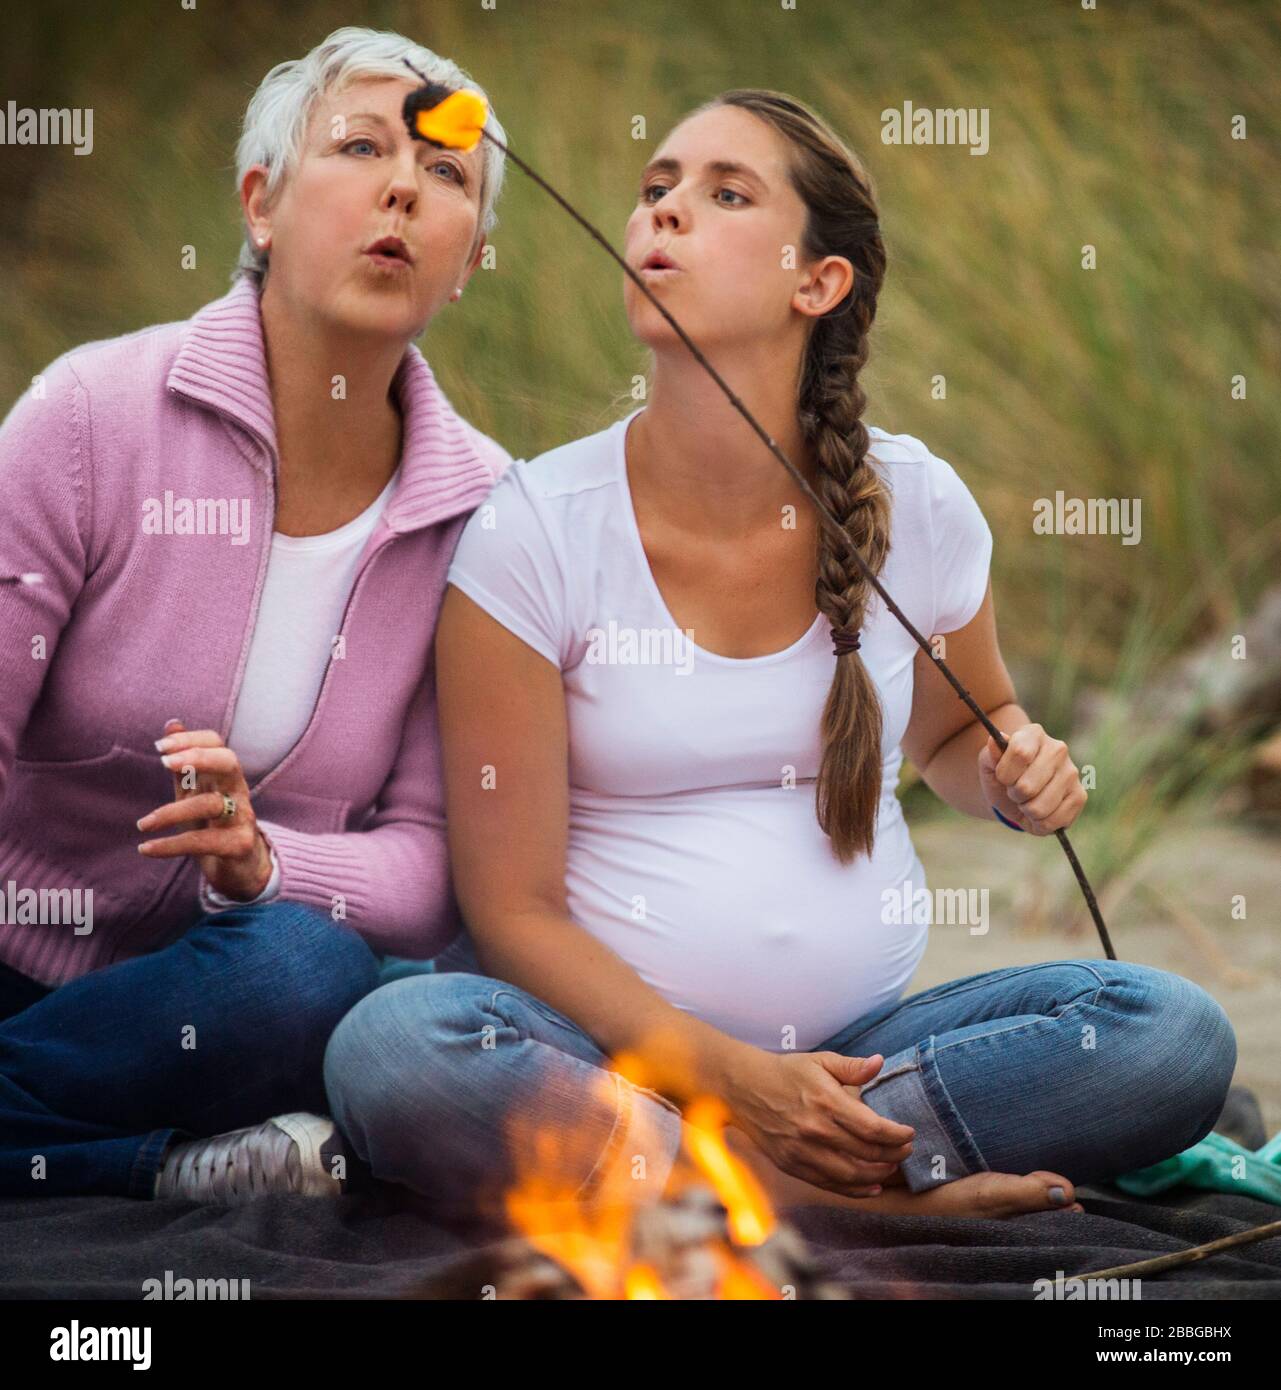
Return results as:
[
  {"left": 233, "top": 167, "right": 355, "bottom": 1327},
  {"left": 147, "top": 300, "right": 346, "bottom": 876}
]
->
[{"left": 234, "top": 25, "right": 507, "bottom": 281}]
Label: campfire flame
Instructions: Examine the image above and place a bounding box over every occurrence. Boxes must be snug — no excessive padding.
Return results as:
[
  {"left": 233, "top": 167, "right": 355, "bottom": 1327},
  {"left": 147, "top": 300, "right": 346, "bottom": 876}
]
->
[
  {"left": 503, "top": 1049, "right": 783, "bottom": 1299},
  {"left": 682, "top": 1097, "right": 773, "bottom": 1248},
  {"left": 623, "top": 1263, "right": 670, "bottom": 1300}
]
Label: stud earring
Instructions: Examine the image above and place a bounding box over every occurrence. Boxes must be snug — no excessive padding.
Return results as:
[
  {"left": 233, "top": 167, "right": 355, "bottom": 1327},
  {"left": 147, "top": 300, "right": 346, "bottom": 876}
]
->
[
  {"left": 256, "top": 234, "right": 268, "bottom": 247},
  {"left": 450, "top": 287, "right": 463, "bottom": 302}
]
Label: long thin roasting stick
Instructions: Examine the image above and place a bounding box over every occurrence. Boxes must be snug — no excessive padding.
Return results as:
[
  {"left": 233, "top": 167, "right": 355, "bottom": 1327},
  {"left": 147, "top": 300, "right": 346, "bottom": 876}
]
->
[
  {"left": 1072, "top": 1216, "right": 1281, "bottom": 1282},
  {"left": 403, "top": 68, "right": 1115, "bottom": 960}
]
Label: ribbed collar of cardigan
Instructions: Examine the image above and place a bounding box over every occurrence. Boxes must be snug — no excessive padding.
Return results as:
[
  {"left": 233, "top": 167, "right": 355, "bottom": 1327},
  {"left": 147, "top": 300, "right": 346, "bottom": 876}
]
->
[{"left": 165, "top": 274, "right": 497, "bottom": 533}]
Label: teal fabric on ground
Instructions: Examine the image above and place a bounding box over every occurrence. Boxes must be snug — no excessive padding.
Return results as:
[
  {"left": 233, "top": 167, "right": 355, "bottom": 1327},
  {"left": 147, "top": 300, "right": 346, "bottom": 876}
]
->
[
  {"left": 376, "top": 956, "right": 438, "bottom": 986},
  {"left": 1115, "top": 1129, "right": 1281, "bottom": 1205}
]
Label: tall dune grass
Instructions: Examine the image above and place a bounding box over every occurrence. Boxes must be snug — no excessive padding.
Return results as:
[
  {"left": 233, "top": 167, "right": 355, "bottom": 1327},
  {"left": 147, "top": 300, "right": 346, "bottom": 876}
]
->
[{"left": 2, "top": 0, "right": 1277, "bottom": 876}]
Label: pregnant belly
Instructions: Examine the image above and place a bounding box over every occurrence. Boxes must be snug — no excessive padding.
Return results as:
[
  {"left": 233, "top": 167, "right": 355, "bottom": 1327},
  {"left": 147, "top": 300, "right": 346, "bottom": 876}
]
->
[{"left": 564, "top": 787, "right": 929, "bottom": 1052}]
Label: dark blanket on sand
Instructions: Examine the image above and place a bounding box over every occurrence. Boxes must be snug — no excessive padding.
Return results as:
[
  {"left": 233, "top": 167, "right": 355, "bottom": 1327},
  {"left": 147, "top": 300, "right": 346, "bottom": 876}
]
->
[{"left": 0, "top": 1180, "right": 1277, "bottom": 1299}]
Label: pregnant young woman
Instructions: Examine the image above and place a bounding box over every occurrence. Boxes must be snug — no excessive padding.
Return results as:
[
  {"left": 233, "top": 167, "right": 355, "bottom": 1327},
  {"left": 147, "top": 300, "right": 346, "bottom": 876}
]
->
[{"left": 324, "top": 89, "right": 1236, "bottom": 1223}]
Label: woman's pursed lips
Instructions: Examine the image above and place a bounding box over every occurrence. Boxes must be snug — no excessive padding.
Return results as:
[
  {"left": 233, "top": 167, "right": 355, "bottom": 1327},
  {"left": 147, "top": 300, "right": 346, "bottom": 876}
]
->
[
  {"left": 363, "top": 234, "right": 415, "bottom": 268},
  {"left": 638, "top": 245, "right": 682, "bottom": 273}
]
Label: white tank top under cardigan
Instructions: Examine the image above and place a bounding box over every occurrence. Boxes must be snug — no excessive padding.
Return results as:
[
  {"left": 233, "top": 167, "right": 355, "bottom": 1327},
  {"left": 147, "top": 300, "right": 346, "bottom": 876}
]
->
[
  {"left": 446, "top": 409, "right": 993, "bottom": 1051},
  {"left": 202, "top": 464, "right": 402, "bottom": 912}
]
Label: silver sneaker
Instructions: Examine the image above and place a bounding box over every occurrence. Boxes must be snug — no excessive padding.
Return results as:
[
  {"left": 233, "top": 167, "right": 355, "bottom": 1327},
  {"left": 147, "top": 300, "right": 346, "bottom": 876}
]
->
[{"left": 154, "top": 1113, "right": 345, "bottom": 1203}]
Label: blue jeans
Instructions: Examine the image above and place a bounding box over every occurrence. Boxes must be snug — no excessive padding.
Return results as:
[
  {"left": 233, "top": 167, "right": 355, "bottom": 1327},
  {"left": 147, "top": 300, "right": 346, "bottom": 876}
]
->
[
  {"left": 0, "top": 900, "right": 379, "bottom": 1197},
  {"left": 324, "top": 944, "right": 1237, "bottom": 1222}
]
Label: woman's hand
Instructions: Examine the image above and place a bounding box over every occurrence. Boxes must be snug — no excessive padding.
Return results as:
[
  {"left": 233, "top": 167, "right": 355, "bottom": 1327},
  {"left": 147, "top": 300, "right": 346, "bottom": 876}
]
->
[
  {"left": 721, "top": 1048, "right": 915, "bottom": 1196},
  {"left": 978, "top": 722, "right": 1087, "bottom": 835},
  {"left": 136, "top": 718, "right": 273, "bottom": 901}
]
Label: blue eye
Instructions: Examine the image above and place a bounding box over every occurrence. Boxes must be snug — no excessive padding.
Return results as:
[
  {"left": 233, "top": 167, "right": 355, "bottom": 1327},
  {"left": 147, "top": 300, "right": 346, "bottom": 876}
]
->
[
  {"left": 716, "top": 187, "right": 748, "bottom": 206},
  {"left": 341, "top": 140, "right": 460, "bottom": 184},
  {"left": 640, "top": 183, "right": 669, "bottom": 203}
]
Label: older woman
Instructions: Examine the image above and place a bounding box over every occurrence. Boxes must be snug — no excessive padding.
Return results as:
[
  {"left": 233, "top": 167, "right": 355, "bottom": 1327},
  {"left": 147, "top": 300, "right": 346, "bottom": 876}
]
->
[{"left": 0, "top": 27, "right": 511, "bottom": 1202}]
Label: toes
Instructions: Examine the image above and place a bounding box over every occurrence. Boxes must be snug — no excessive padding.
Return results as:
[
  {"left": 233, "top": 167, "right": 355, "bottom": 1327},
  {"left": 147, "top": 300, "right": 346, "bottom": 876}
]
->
[
  {"left": 1029, "top": 1170, "right": 1077, "bottom": 1208},
  {"left": 968, "top": 1171, "right": 1049, "bottom": 1215}
]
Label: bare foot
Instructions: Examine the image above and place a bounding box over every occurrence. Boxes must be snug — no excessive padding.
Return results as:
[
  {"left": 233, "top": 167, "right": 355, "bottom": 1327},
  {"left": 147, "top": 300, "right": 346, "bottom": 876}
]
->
[
  {"left": 724, "top": 1127, "right": 1085, "bottom": 1219},
  {"left": 842, "top": 1169, "right": 1086, "bottom": 1218}
]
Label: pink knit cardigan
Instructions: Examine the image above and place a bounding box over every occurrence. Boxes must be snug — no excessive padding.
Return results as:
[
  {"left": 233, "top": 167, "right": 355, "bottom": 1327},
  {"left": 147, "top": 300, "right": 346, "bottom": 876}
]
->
[{"left": 0, "top": 277, "right": 511, "bottom": 985}]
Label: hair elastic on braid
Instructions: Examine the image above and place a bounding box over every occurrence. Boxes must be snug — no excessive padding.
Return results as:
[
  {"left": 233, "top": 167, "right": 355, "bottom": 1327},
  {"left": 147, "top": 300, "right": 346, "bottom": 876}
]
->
[{"left": 830, "top": 625, "right": 862, "bottom": 658}]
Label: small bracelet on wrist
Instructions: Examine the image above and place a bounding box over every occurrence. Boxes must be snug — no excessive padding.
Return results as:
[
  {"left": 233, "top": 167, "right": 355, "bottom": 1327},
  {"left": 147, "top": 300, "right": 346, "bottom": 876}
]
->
[{"left": 992, "top": 805, "right": 1026, "bottom": 832}]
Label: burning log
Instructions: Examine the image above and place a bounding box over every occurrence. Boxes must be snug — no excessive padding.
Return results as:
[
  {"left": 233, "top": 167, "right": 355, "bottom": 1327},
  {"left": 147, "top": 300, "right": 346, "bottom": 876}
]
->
[
  {"left": 408, "top": 1183, "right": 849, "bottom": 1300},
  {"left": 625, "top": 1184, "right": 847, "bottom": 1300}
]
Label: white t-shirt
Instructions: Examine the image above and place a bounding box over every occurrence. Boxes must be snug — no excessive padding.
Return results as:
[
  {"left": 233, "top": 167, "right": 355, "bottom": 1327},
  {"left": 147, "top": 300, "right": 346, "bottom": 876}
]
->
[
  {"left": 446, "top": 409, "right": 993, "bottom": 1050},
  {"left": 229, "top": 465, "right": 401, "bottom": 783}
]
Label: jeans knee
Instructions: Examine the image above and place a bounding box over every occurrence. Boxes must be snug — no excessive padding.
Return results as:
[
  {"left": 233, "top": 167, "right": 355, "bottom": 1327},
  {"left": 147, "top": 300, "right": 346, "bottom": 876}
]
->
[
  {"left": 1113, "top": 967, "right": 1237, "bottom": 1149},
  {"left": 282, "top": 905, "right": 380, "bottom": 1013},
  {"left": 204, "top": 900, "right": 379, "bottom": 1033},
  {"left": 324, "top": 974, "right": 491, "bottom": 1164},
  {"left": 1174, "top": 979, "right": 1237, "bottom": 1138}
]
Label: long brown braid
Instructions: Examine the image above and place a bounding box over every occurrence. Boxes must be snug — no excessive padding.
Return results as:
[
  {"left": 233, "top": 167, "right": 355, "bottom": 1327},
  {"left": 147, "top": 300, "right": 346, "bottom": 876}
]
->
[{"left": 706, "top": 90, "right": 891, "bottom": 863}]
